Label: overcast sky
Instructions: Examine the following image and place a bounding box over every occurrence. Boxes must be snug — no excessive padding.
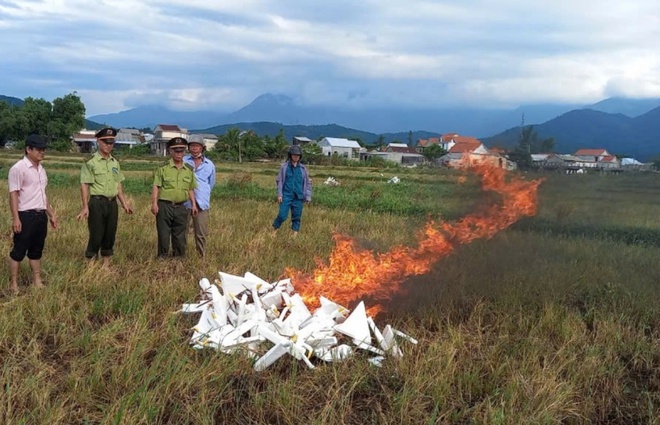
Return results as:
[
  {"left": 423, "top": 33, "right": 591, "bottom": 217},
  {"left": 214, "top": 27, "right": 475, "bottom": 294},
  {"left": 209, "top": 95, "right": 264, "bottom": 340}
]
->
[{"left": 1, "top": 0, "right": 659, "bottom": 115}]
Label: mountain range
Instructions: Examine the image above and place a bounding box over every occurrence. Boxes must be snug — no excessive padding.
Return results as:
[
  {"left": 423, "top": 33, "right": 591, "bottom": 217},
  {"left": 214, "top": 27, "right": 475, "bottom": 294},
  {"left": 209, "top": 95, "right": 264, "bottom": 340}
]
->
[
  {"left": 4, "top": 92, "right": 660, "bottom": 159},
  {"left": 484, "top": 106, "right": 660, "bottom": 160}
]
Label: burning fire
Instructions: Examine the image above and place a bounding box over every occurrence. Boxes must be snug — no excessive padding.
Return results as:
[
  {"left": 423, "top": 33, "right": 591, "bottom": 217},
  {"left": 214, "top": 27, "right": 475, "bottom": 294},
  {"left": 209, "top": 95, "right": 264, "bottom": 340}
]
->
[{"left": 287, "top": 161, "right": 543, "bottom": 315}]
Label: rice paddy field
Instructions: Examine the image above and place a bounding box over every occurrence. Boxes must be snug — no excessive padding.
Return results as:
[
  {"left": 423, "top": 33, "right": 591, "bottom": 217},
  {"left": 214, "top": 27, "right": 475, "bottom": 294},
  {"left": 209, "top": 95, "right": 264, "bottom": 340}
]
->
[{"left": 0, "top": 151, "right": 658, "bottom": 424}]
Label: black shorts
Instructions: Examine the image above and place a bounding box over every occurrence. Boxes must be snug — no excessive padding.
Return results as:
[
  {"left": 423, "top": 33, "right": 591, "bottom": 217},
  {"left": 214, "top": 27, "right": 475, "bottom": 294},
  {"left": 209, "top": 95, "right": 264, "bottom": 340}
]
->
[{"left": 9, "top": 210, "right": 48, "bottom": 261}]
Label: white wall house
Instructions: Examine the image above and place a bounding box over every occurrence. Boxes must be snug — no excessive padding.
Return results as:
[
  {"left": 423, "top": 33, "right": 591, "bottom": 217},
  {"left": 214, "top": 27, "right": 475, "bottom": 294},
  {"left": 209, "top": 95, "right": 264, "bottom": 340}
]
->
[
  {"left": 317, "top": 137, "right": 362, "bottom": 160},
  {"left": 195, "top": 133, "right": 218, "bottom": 151},
  {"left": 151, "top": 124, "right": 189, "bottom": 156}
]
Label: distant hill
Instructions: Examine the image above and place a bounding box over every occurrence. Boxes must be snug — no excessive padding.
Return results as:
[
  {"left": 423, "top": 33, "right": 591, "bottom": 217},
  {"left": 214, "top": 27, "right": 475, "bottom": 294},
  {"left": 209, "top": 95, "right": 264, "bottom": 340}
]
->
[
  {"left": 0, "top": 95, "right": 24, "bottom": 106},
  {"left": 89, "top": 105, "right": 227, "bottom": 130},
  {"left": 483, "top": 107, "right": 660, "bottom": 160},
  {"left": 196, "top": 122, "right": 439, "bottom": 146},
  {"left": 84, "top": 119, "right": 104, "bottom": 130},
  {"left": 585, "top": 97, "right": 660, "bottom": 117}
]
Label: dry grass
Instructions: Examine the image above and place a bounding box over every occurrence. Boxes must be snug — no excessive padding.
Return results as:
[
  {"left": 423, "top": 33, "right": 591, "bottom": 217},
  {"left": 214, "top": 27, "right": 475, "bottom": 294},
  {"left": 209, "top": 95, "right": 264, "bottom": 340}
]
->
[{"left": 0, "top": 158, "right": 658, "bottom": 424}]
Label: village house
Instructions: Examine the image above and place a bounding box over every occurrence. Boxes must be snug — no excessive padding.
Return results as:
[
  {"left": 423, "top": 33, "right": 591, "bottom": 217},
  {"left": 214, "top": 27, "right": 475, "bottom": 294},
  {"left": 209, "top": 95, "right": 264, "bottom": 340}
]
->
[
  {"left": 438, "top": 133, "right": 511, "bottom": 168},
  {"left": 151, "top": 124, "right": 188, "bottom": 156},
  {"left": 415, "top": 137, "right": 441, "bottom": 153},
  {"left": 364, "top": 142, "right": 425, "bottom": 165},
  {"left": 292, "top": 136, "right": 313, "bottom": 145},
  {"left": 192, "top": 133, "right": 218, "bottom": 151},
  {"left": 114, "top": 128, "right": 144, "bottom": 149},
  {"left": 316, "top": 137, "right": 362, "bottom": 160},
  {"left": 72, "top": 130, "right": 97, "bottom": 153}
]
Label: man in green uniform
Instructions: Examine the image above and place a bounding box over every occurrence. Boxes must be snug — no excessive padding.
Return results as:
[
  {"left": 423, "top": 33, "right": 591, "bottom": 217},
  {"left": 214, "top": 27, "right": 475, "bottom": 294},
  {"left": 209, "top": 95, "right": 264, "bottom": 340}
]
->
[
  {"left": 76, "top": 127, "right": 133, "bottom": 268},
  {"left": 151, "top": 137, "right": 198, "bottom": 257}
]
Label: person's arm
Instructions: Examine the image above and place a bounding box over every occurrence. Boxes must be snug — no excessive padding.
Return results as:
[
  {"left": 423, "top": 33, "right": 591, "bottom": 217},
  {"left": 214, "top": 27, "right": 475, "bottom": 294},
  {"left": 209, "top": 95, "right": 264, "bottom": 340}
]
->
[
  {"left": 76, "top": 183, "right": 90, "bottom": 220},
  {"left": 45, "top": 198, "right": 58, "bottom": 230},
  {"left": 209, "top": 162, "right": 216, "bottom": 189},
  {"left": 276, "top": 163, "right": 285, "bottom": 203},
  {"left": 151, "top": 185, "right": 160, "bottom": 215},
  {"left": 188, "top": 189, "right": 198, "bottom": 216},
  {"left": 117, "top": 183, "right": 133, "bottom": 214},
  {"left": 151, "top": 167, "right": 162, "bottom": 215},
  {"left": 10, "top": 191, "right": 21, "bottom": 233}
]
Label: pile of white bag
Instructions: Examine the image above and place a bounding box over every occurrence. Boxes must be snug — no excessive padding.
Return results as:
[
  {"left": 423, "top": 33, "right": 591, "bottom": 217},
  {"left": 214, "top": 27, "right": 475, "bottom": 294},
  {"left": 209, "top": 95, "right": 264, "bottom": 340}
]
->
[
  {"left": 181, "top": 271, "right": 417, "bottom": 371},
  {"left": 323, "top": 176, "right": 340, "bottom": 186}
]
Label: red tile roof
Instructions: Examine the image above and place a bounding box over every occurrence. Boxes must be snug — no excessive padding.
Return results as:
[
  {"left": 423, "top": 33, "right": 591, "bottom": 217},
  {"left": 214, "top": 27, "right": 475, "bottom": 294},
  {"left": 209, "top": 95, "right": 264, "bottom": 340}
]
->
[
  {"left": 448, "top": 141, "right": 483, "bottom": 154},
  {"left": 574, "top": 148, "right": 607, "bottom": 156},
  {"left": 417, "top": 137, "right": 440, "bottom": 147},
  {"left": 157, "top": 124, "right": 181, "bottom": 131},
  {"left": 601, "top": 155, "right": 617, "bottom": 162},
  {"left": 442, "top": 133, "right": 482, "bottom": 145}
]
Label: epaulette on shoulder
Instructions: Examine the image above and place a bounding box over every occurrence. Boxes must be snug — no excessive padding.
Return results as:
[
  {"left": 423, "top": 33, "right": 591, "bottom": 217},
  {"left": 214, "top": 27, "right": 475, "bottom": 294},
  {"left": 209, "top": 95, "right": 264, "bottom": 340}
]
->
[
  {"left": 183, "top": 163, "right": 194, "bottom": 171},
  {"left": 84, "top": 154, "right": 94, "bottom": 162}
]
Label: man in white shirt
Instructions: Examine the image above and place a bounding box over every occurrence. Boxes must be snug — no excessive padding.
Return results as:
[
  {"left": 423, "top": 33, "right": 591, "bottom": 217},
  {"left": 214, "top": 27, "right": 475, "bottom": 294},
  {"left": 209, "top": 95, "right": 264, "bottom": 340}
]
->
[{"left": 8, "top": 134, "right": 58, "bottom": 293}]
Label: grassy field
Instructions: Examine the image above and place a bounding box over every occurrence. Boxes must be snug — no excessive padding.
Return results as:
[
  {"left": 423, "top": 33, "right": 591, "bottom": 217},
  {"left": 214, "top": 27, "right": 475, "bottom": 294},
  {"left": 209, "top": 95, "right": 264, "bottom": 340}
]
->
[{"left": 0, "top": 152, "right": 658, "bottom": 424}]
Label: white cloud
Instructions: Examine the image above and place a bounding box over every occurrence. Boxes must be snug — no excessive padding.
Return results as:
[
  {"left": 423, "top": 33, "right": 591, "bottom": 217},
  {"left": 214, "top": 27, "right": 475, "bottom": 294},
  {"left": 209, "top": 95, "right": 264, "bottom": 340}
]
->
[{"left": 0, "top": 0, "right": 659, "bottom": 114}]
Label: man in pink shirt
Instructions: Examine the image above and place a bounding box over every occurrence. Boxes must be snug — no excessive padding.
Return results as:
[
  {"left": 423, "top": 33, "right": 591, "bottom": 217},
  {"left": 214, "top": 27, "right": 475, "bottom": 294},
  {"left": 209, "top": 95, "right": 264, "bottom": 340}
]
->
[{"left": 8, "top": 134, "right": 58, "bottom": 294}]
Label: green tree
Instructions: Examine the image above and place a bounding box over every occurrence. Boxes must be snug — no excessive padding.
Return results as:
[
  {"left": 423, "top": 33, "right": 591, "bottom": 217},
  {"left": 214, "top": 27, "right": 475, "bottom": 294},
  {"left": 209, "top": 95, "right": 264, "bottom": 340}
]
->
[
  {"left": 422, "top": 144, "right": 447, "bottom": 162},
  {"left": 0, "top": 102, "right": 23, "bottom": 146},
  {"left": 407, "top": 130, "right": 413, "bottom": 146},
  {"left": 263, "top": 129, "right": 288, "bottom": 159},
  {"left": 50, "top": 92, "right": 85, "bottom": 141},
  {"left": 215, "top": 127, "right": 241, "bottom": 161},
  {"left": 540, "top": 137, "right": 555, "bottom": 153},
  {"left": 376, "top": 135, "right": 385, "bottom": 150},
  {"left": 301, "top": 143, "right": 322, "bottom": 164},
  {"left": 21, "top": 97, "right": 52, "bottom": 137},
  {"left": 241, "top": 131, "right": 265, "bottom": 160}
]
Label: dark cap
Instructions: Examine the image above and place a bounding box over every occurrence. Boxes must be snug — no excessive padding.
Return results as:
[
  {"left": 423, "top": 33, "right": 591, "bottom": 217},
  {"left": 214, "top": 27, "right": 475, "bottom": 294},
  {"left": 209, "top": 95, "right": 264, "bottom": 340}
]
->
[
  {"left": 26, "top": 134, "right": 47, "bottom": 149},
  {"left": 288, "top": 145, "right": 302, "bottom": 156},
  {"left": 167, "top": 137, "right": 188, "bottom": 149},
  {"left": 95, "top": 127, "right": 117, "bottom": 140}
]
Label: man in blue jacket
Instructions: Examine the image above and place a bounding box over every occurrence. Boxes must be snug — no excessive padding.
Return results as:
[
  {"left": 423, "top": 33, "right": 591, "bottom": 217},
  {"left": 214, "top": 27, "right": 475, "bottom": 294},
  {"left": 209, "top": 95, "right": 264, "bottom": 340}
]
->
[{"left": 272, "top": 145, "right": 312, "bottom": 235}]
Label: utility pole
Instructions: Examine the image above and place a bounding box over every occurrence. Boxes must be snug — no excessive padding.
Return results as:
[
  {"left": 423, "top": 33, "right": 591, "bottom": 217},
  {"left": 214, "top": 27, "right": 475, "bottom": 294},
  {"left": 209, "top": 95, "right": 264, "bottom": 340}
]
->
[{"left": 238, "top": 130, "right": 248, "bottom": 163}]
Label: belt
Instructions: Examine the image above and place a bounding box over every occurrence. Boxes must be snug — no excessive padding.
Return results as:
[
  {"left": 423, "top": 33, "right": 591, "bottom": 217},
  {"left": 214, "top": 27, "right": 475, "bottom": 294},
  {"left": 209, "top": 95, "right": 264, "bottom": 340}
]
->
[
  {"left": 158, "top": 199, "right": 186, "bottom": 206},
  {"left": 91, "top": 195, "right": 116, "bottom": 202},
  {"left": 21, "top": 209, "right": 47, "bottom": 214}
]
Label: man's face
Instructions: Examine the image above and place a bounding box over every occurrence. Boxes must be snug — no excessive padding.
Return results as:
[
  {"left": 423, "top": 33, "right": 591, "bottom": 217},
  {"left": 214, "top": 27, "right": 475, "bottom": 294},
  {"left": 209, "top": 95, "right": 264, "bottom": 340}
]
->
[
  {"left": 170, "top": 146, "right": 186, "bottom": 160},
  {"left": 189, "top": 143, "right": 204, "bottom": 157},
  {"left": 98, "top": 138, "right": 115, "bottom": 155},
  {"left": 290, "top": 154, "right": 301, "bottom": 163},
  {"left": 26, "top": 146, "right": 45, "bottom": 163}
]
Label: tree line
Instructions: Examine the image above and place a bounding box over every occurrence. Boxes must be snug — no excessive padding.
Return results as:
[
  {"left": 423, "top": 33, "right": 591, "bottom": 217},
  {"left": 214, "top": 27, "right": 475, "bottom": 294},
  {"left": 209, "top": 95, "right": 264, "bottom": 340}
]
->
[{"left": 0, "top": 93, "right": 86, "bottom": 151}]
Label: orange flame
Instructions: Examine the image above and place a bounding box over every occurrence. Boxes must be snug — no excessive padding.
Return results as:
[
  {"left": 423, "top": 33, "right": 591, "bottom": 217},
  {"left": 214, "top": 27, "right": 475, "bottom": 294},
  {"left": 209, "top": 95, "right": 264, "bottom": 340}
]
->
[{"left": 286, "top": 161, "right": 543, "bottom": 315}]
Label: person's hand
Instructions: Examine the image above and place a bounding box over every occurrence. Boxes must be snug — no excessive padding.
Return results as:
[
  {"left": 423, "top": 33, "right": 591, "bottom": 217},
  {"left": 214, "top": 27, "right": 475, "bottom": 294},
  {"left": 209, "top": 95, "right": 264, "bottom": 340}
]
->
[
  {"left": 277, "top": 196, "right": 283, "bottom": 204},
  {"left": 12, "top": 217, "right": 22, "bottom": 234},
  {"left": 191, "top": 205, "right": 199, "bottom": 217},
  {"left": 76, "top": 206, "right": 89, "bottom": 221},
  {"left": 49, "top": 216, "right": 59, "bottom": 230},
  {"left": 123, "top": 203, "right": 134, "bottom": 214},
  {"left": 151, "top": 203, "right": 159, "bottom": 216}
]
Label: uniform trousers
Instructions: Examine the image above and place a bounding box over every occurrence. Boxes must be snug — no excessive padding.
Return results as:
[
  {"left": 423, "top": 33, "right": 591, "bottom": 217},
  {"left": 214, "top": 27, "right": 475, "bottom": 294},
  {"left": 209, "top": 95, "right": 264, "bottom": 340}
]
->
[
  {"left": 85, "top": 195, "right": 118, "bottom": 258},
  {"left": 156, "top": 200, "right": 189, "bottom": 257}
]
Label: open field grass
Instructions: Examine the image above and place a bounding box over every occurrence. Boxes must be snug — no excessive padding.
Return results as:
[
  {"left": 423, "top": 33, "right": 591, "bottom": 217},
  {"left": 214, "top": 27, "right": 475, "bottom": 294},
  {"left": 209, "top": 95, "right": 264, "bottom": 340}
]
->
[{"left": 0, "top": 153, "right": 658, "bottom": 424}]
